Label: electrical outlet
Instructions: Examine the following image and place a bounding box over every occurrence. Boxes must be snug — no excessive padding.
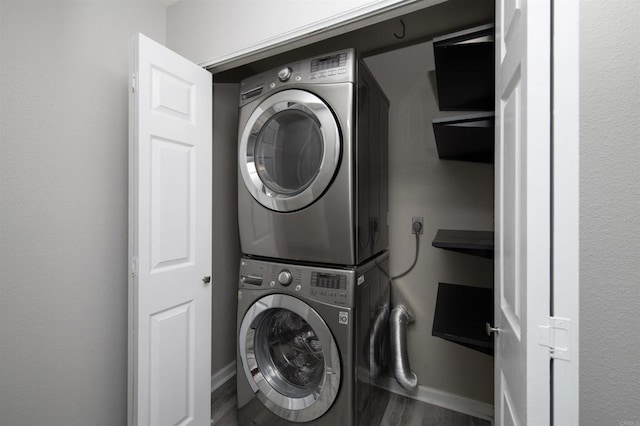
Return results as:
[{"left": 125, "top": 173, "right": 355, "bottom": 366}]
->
[{"left": 411, "top": 217, "right": 424, "bottom": 234}]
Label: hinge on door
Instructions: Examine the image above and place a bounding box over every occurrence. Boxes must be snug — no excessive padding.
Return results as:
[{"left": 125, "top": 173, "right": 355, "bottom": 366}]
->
[
  {"left": 538, "top": 316, "right": 571, "bottom": 361},
  {"left": 130, "top": 257, "right": 138, "bottom": 278},
  {"left": 131, "top": 73, "right": 137, "bottom": 93}
]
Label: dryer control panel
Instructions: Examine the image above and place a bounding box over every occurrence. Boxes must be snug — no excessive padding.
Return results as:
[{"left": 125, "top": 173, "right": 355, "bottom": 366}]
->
[
  {"left": 239, "top": 257, "right": 356, "bottom": 308},
  {"left": 239, "top": 49, "right": 357, "bottom": 107}
]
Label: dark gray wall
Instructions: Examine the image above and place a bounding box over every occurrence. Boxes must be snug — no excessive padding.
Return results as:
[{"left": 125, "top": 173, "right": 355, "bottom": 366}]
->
[
  {"left": 211, "top": 83, "right": 241, "bottom": 374},
  {"left": 365, "top": 41, "right": 494, "bottom": 404},
  {"left": 0, "top": 2, "right": 166, "bottom": 425},
  {"left": 579, "top": 0, "right": 640, "bottom": 424}
]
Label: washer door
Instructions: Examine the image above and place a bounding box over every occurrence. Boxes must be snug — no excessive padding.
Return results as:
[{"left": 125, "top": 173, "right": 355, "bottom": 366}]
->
[
  {"left": 239, "top": 89, "right": 341, "bottom": 212},
  {"left": 239, "top": 294, "right": 341, "bottom": 422}
]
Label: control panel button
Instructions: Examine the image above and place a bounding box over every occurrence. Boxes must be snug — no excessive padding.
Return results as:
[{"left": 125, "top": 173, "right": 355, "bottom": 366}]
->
[
  {"left": 278, "top": 67, "right": 293, "bottom": 82},
  {"left": 278, "top": 270, "right": 293, "bottom": 286}
]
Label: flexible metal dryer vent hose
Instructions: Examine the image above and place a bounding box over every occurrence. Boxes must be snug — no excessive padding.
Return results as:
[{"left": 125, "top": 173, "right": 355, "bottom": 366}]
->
[{"left": 390, "top": 304, "right": 418, "bottom": 392}]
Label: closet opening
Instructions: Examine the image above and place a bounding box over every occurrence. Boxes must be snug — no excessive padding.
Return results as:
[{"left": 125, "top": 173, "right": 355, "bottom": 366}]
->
[{"left": 209, "top": 0, "right": 496, "bottom": 421}]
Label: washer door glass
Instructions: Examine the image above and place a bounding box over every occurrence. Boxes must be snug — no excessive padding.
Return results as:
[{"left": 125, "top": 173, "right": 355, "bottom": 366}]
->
[
  {"left": 239, "top": 294, "right": 341, "bottom": 422},
  {"left": 254, "top": 109, "right": 323, "bottom": 196},
  {"left": 255, "top": 309, "right": 325, "bottom": 393},
  {"left": 239, "top": 90, "right": 341, "bottom": 212}
]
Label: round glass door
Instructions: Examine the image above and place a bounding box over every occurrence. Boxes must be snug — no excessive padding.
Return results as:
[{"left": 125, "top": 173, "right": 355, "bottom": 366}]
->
[
  {"left": 239, "top": 90, "right": 341, "bottom": 212},
  {"left": 239, "top": 294, "right": 341, "bottom": 422}
]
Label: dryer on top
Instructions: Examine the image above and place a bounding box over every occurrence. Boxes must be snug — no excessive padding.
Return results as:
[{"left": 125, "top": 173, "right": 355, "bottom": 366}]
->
[{"left": 238, "top": 49, "right": 389, "bottom": 266}]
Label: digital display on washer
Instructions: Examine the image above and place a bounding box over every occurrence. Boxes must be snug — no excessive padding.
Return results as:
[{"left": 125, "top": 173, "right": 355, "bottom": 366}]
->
[
  {"left": 310, "top": 53, "right": 347, "bottom": 73},
  {"left": 311, "top": 272, "right": 347, "bottom": 290}
]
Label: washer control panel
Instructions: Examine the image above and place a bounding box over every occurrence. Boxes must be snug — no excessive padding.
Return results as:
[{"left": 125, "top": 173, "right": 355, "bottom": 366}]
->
[
  {"left": 310, "top": 272, "right": 349, "bottom": 303},
  {"left": 239, "top": 257, "right": 355, "bottom": 307},
  {"left": 239, "top": 49, "right": 356, "bottom": 107}
]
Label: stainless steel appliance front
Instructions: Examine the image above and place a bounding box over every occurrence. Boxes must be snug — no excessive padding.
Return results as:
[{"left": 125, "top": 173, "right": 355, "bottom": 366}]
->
[
  {"left": 237, "top": 49, "right": 389, "bottom": 266},
  {"left": 236, "top": 253, "right": 390, "bottom": 425}
]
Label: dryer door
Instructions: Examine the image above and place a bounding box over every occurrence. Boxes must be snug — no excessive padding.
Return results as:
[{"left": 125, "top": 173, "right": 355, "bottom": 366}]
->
[
  {"left": 239, "top": 294, "right": 341, "bottom": 422},
  {"left": 239, "top": 89, "right": 341, "bottom": 212}
]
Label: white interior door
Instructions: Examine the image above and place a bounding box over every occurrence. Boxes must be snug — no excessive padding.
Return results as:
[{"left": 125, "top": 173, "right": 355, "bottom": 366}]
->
[
  {"left": 494, "top": 1, "right": 551, "bottom": 425},
  {"left": 128, "top": 33, "right": 212, "bottom": 426}
]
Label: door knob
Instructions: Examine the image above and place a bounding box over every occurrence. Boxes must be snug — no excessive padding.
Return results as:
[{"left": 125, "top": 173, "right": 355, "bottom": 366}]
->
[
  {"left": 202, "top": 276, "right": 211, "bottom": 284},
  {"left": 486, "top": 322, "right": 501, "bottom": 336}
]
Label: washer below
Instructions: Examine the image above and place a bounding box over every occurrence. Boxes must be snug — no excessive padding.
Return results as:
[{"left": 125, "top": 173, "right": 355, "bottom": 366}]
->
[{"left": 236, "top": 252, "right": 390, "bottom": 425}]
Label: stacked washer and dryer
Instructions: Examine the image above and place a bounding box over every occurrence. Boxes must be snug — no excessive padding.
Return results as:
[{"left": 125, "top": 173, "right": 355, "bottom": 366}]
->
[{"left": 236, "top": 49, "right": 391, "bottom": 425}]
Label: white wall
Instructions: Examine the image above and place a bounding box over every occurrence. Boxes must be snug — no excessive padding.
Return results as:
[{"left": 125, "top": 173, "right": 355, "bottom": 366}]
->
[
  {"left": 0, "top": 2, "right": 166, "bottom": 425},
  {"left": 166, "top": 0, "right": 382, "bottom": 65},
  {"left": 579, "top": 1, "right": 640, "bottom": 424},
  {"left": 365, "top": 42, "right": 494, "bottom": 404}
]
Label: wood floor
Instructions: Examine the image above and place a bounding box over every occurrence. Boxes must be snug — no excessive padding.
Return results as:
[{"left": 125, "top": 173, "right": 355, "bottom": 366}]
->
[{"left": 211, "top": 377, "right": 491, "bottom": 426}]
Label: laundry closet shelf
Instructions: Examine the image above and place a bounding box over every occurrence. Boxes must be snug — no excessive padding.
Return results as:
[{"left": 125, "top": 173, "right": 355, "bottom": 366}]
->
[
  {"left": 433, "top": 24, "right": 494, "bottom": 111},
  {"left": 432, "top": 112, "right": 494, "bottom": 163},
  {"left": 431, "top": 229, "right": 494, "bottom": 259},
  {"left": 432, "top": 282, "right": 494, "bottom": 356}
]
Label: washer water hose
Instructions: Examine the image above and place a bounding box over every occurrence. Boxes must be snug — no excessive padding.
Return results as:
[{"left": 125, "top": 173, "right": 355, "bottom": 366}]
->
[{"left": 390, "top": 304, "right": 418, "bottom": 392}]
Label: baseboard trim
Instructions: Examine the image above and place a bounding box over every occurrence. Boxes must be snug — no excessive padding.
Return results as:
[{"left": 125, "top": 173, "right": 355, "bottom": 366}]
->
[
  {"left": 211, "top": 361, "right": 236, "bottom": 393},
  {"left": 374, "top": 376, "right": 494, "bottom": 422}
]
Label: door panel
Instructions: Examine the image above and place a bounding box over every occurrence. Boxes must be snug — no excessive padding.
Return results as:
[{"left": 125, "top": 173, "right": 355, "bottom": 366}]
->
[
  {"left": 150, "top": 136, "right": 195, "bottom": 271},
  {"left": 151, "top": 66, "right": 195, "bottom": 121},
  {"left": 150, "top": 301, "right": 194, "bottom": 425},
  {"left": 501, "top": 82, "right": 522, "bottom": 336},
  {"left": 129, "top": 33, "right": 212, "bottom": 426},
  {"left": 495, "top": 0, "right": 551, "bottom": 424}
]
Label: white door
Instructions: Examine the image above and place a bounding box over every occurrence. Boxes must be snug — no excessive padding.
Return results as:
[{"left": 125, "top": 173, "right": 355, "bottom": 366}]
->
[
  {"left": 128, "top": 33, "right": 212, "bottom": 426},
  {"left": 494, "top": 0, "right": 551, "bottom": 425}
]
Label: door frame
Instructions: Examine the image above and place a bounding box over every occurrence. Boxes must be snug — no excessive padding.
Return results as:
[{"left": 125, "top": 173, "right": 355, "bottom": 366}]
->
[
  {"left": 202, "top": 0, "right": 580, "bottom": 423},
  {"left": 550, "top": 0, "right": 580, "bottom": 424},
  {"left": 202, "top": 0, "right": 449, "bottom": 73}
]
